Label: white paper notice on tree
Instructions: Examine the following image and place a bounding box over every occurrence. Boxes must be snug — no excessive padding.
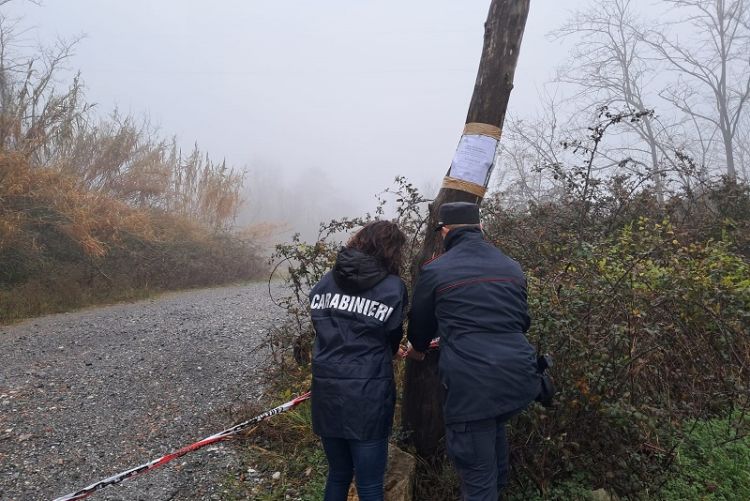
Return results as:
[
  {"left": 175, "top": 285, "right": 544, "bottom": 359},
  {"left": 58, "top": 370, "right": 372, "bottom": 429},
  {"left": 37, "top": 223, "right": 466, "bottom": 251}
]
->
[{"left": 448, "top": 134, "right": 498, "bottom": 186}]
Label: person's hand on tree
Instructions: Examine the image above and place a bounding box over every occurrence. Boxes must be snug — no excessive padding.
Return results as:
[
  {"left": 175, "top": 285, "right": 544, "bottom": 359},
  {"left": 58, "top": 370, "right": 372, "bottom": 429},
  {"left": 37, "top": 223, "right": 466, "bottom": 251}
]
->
[{"left": 405, "top": 344, "right": 426, "bottom": 361}]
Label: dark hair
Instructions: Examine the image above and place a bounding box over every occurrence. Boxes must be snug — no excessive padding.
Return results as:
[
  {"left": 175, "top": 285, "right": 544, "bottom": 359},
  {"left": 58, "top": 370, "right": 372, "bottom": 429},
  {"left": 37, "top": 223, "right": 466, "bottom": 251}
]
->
[{"left": 347, "top": 220, "right": 407, "bottom": 276}]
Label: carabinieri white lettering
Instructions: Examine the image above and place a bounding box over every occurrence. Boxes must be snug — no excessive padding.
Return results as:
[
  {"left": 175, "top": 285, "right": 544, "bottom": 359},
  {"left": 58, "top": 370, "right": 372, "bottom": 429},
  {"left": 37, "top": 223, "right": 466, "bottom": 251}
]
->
[{"left": 310, "top": 293, "right": 394, "bottom": 322}]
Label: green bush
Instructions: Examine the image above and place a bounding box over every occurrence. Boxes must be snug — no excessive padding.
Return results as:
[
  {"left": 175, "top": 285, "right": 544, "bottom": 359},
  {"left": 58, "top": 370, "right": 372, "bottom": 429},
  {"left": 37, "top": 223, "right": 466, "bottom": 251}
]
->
[
  {"left": 659, "top": 415, "right": 750, "bottom": 500},
  {"left": 264, "top": 173, "right": 750, "bottom": 499},
  {"left": 487, "top": 192, "right": 750, "bottom": 496},
  {"left": 507, "top": 472, "right": 597, "bottom": 500}
]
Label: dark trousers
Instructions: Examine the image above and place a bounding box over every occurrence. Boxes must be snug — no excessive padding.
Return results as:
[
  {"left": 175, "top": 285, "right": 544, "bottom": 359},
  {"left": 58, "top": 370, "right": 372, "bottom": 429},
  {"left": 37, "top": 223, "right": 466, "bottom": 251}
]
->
[
  {"left": 445, "top": 416, "right": 510, "bottom": 501},
  {"left": 320, "top": 436, "right": 388, "bottom": 501}
]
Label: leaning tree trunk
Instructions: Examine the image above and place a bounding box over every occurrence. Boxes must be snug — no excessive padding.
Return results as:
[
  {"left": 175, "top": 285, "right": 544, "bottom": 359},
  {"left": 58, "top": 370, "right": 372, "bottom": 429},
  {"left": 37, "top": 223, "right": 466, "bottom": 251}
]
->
[{"left": 401, "top": 0, "right": 532, "bottom": 459}]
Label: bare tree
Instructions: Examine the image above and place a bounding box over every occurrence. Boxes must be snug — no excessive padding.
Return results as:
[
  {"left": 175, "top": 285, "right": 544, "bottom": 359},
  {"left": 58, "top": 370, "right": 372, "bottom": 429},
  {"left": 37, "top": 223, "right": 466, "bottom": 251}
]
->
[
  {"left": 736, "top": 111, "right": 750, "bottom": 179},
  {"left": 642, "top": 0, "right": 750, "bottom": 180},
  {"left": 0, "top": 1, "right": 42, "bottom": 7},
  {"left": 553, "top": 0, "right": 685, "bottom": 203},
  {"left": 494, "top": 90, "right": 569, "bottom": 206}
]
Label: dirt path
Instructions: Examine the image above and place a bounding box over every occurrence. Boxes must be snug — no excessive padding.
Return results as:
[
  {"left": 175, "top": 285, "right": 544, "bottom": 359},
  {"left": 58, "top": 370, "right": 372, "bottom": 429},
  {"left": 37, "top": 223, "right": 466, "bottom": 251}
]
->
[{"left": 0, "top": 283, "right": 284, "bottom": 501}]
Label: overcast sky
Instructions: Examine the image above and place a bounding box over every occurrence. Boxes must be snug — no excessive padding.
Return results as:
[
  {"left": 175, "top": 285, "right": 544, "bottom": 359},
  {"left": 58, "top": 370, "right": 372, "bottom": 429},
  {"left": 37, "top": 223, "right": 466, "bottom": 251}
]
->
[{"left": 4, "top": 0, "right": 582, "bottom": 221}]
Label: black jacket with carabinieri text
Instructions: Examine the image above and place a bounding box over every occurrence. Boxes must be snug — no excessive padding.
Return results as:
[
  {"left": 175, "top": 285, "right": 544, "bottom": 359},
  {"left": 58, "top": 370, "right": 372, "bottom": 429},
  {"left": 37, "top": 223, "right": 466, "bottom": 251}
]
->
[
  {"left": 309, "top": 248, "right": 408, "bottom": 440},
  {"left": 407, "top": 226, "right": 540, "bottom": 424}
]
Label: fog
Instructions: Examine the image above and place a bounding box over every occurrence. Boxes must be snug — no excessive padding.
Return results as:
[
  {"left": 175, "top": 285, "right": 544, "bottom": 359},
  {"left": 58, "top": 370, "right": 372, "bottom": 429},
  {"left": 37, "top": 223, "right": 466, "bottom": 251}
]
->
[{"left": 2, "top": 0, "right": 578, "bottom": 241}]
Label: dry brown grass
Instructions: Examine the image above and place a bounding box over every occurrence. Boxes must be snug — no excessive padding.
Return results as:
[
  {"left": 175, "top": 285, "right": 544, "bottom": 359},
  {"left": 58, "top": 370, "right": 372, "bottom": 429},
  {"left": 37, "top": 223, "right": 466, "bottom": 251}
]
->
[
  {"left": 0, "top": 153, "right": 266, "bottom": 323},
  {"left": 0, "top": 19, "right": 266, "bottom": 323}
]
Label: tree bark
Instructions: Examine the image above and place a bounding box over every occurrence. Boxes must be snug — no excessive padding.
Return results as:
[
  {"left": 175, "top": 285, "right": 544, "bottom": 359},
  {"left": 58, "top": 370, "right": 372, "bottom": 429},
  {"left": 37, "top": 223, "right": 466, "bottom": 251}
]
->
[{"left": 401, "top": 0, "right": 531, "bottom": 459}]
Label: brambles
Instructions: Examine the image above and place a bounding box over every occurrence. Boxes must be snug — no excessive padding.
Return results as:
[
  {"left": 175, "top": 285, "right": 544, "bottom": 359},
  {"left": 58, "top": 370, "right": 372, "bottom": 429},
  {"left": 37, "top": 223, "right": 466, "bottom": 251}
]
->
[
  {"left": 499, "top": 205, "right": 749, "bottom": 496},
  {"left": 266, "top": 177, "right": 428, "bottom": 368},
  {"left": 481, "top": 112, "right": 749, "bottom": 497},
  {"left": 264, "top": 112, "right": 749, "bottom": 498}
]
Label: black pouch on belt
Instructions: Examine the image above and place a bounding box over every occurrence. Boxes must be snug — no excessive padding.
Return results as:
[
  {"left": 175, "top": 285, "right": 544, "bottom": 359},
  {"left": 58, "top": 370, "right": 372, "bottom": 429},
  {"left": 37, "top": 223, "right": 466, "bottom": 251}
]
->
[{"left": 535, "top": 354, "right": 556, "bottom": 408}]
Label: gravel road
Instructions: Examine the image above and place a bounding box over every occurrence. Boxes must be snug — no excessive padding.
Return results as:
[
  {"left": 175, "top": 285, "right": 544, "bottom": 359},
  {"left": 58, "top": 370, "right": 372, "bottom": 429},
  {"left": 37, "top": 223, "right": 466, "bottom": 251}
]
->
[{"left": 0, "top": 282, "right": 286, "bottom": 501}]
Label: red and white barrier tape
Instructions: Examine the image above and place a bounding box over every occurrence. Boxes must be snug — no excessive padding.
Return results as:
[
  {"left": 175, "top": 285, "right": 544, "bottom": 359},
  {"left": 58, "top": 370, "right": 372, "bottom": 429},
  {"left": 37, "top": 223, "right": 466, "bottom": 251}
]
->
[
  {"left": 52, "top": 391, "right": 311, "bottom": 501},
  {"left": 52, "top": 338, "right": 440, "bottom": 501}
]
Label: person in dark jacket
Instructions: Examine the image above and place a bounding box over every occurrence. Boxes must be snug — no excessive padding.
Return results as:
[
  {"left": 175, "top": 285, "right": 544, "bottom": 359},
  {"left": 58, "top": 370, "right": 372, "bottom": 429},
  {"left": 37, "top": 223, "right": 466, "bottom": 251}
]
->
[
  {"left": 406, "top": 202, "right": 540, "bottom": 501},
  {"left": 309, "top": 220, "right": 408, "bottom": 501}
]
